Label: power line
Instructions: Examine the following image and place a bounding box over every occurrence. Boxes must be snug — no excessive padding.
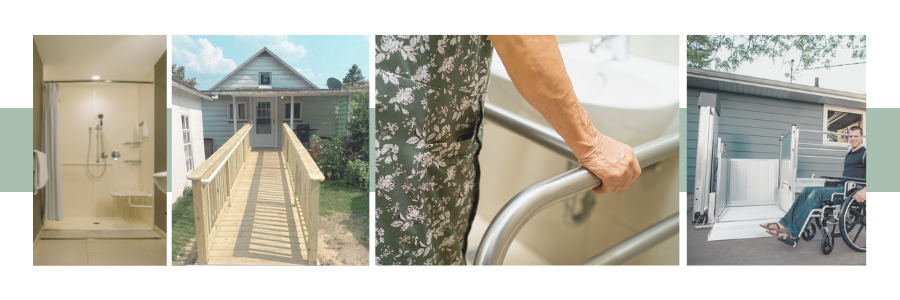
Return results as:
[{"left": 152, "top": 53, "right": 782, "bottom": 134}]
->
[{"left": 804, "top": 61, "right": 866, "bottom": 70}]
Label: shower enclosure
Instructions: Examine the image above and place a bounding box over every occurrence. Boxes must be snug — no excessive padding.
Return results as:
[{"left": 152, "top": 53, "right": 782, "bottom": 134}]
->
[{"left": 42, "top": 84, "right": 156, "bottom": 233}]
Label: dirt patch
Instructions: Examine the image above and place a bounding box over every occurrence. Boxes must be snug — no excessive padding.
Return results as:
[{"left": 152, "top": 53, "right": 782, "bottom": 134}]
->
[
  {"left": 173, "top": 237, "right": 197, "bottom": 266},
  {"left": 317, "top": 212, "right": 368, "bottom": 266}
]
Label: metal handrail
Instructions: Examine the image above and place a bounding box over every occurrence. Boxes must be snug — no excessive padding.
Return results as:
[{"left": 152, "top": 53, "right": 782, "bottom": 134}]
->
[
  {"left": 582, "top": 213, "right": 679, "bottom": 265},
  {"left": 474, "top": 103, "right": 680, "bottom": 265}
]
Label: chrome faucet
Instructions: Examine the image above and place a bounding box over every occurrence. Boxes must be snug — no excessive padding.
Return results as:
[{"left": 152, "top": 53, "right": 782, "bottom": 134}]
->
[{"left": 589, "top": 35, "right": 628, "bottom": 61}]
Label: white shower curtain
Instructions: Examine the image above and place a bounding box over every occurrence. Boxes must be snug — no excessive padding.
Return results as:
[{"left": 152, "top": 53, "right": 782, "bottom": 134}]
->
[{"left": 42, "top": 83, "right": 64, "bottom": 221}]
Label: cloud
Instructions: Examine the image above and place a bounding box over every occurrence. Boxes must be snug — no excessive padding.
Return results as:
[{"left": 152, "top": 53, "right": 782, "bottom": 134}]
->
[
  {"left": 237, "top": 35, "right": 308, "bottom": 58},
  {"left": 296, "top": 67, "right": 316, "bottom": 80},
  {"left": 172, "top": 36, "right": 236, "bottom": 75}
]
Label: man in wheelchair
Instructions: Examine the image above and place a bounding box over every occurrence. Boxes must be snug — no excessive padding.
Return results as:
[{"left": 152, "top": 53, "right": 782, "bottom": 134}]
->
[{"left": 760, "top": 126, "right": 866, "bottom": 249}]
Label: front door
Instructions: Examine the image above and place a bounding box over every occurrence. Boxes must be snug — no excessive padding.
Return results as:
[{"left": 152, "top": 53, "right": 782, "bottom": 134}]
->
[{"left": 252, "top": 98, "right": 276, "bottom": 147}]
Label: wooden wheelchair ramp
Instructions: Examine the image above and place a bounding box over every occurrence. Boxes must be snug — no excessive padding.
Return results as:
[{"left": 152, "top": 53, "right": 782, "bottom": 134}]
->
[{"left": 206, "top": 148, "right": 309, "bottom": 265}]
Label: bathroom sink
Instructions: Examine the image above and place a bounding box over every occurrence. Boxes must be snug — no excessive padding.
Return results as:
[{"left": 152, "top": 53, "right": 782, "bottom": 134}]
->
[
  {"left": 152, "top": 172, "right": 167, "bottom": 193},
  {"left": 489, "top": 41, "right": 679, "bottom": 146}
]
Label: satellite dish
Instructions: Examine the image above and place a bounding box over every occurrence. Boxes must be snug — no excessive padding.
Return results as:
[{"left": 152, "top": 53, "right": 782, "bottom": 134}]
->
[{"left": 327, "top": 78, "right": 342, "bottom": 89}]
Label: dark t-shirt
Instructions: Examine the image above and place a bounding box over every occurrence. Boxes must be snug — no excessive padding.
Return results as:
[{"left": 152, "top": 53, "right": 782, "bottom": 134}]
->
[{"left": 842, "top": 146, "right": 866, "bottom": 181}]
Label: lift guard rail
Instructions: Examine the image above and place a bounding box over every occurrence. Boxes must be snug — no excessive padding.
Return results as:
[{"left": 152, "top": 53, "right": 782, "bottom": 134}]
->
[{"left": 474, "top": 103, "right": 680, "bottom": 265}]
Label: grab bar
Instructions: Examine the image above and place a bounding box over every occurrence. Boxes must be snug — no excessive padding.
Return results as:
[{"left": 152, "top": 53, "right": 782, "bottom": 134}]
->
[
  {"left": 475, "top": 103, "right": 679, "bottom": 265},
  {"left": 483, "top": 103, "right": 577, "bottom": 162},
  {"left": 582, "top": 213, "right": 679, "bottom": 265}
]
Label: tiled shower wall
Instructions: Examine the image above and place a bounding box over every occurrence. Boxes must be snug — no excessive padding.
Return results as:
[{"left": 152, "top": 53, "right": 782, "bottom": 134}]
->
[{"left": 58, "top": 85, "right": 153, "bottom": 226}]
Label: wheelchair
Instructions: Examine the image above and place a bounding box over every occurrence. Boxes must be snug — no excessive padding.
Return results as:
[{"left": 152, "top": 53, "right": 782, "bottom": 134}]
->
[{"left": 781, "top": 176, "right": 866, "bottom": 254}]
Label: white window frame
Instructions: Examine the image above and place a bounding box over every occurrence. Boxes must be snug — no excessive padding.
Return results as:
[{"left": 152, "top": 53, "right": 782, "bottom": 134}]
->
[
  {"left": 228, "top": 102, "right": 247, "bottom": 122},
  {"left": 822, "top": 105, "right": 866, "bottom": 146},
  {"left": 181, "top": 113, "right": 194, "bottom": 173},
  {"left": 259, "top": 72, "right": 272, "bottom": 87},
  {"left": 282, "top": 99, "right": 303, "bottom": 122}
]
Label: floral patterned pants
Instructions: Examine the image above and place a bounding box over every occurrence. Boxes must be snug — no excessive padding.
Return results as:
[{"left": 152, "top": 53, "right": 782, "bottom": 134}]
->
[{"left": 374, "top": 35, "right": 494, "bottom": 265}]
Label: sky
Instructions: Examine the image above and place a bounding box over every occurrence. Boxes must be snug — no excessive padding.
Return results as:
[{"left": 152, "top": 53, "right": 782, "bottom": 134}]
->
[
  {"left": 721, "top": 37, "right": 866, "bottom": 94},
  {"left": 172, "top": 35, "right": 369, "bottom": 90}
]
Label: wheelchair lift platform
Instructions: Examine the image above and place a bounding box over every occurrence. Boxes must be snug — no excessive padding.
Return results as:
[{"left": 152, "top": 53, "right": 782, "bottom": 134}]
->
[
  {"left": 692, "top": 92, "right": 844, "bottom": 241},
  {"left": 707, "top": 206, "right": 784, "bottom": 241}
]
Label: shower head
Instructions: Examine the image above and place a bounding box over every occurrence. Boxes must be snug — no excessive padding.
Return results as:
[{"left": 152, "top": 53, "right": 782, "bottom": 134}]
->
[{"left": 98, "top": 114, "right": 104, "bottom": 128}]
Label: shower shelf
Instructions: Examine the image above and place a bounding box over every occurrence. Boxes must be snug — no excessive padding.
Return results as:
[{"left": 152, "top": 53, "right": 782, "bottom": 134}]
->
[
  {"left": 125, "top": 141, "right": 142, "bottom": 148},
  {"left": 110, "top": 190, "right": 153, "bottom": 209},
  {"left": 124, "top": 160, "right": 142, "bottom": 165}
]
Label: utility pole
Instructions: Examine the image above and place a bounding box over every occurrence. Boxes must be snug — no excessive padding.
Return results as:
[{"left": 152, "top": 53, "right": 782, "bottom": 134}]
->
[{"left": 790, "top": 59, "right": 794, "bottom": 83}]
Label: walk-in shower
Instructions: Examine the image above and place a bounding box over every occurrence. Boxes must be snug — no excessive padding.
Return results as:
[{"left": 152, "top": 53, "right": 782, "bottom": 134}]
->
[
  {"left": 34, "top": 35, "right": 166, "bottom": 266},
  {"left": 41, "top": 82, "right": 157, "bottom": 233}
]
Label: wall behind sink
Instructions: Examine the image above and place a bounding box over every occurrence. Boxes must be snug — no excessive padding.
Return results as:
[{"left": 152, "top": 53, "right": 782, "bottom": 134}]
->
[{"left": 555, "top": 35, "right": 679, "bottom": 66}]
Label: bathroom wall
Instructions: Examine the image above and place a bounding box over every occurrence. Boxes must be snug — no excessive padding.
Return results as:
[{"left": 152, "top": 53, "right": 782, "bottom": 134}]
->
[
  {"left": 137, "top": 69, "right": 155, "bottom": 227},
  {"left": 33, "top": 40, "right": 43, "bottom": 240},
  {"left": 555, "top": 35, "right": 679, "bottom": 66},
  {"left": 153, "top": 53, "right": 167, "bottom": 232},
  {"left": 58, "top": 85, "right": 144, "bottom": 221}
]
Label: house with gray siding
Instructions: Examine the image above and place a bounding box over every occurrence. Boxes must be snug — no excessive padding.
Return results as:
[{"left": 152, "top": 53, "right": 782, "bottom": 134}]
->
[
  {"left": 200, "top": 47, "right": 362, "bottom": 151},
  {"left": 687, "top": 67, "right": 866, "bottom": 191}
]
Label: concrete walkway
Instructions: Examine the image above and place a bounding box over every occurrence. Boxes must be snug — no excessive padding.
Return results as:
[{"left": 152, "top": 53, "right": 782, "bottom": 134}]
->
[{"left": 687, "top": 202, "right": 865, "bottom": 265}]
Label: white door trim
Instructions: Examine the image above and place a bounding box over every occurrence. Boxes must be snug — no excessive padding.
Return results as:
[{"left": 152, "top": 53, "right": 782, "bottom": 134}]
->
[{"left": 252, "top": 97, "right": 276, "bottom": 148}]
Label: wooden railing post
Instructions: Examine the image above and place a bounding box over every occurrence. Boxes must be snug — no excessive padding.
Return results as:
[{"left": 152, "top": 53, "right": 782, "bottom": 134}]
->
[
  {"left": 308, "top": 180, "right": 319, "bottom": 265},
  {"left": 191, "top": 178, "right": 208, "bottom": 264}
]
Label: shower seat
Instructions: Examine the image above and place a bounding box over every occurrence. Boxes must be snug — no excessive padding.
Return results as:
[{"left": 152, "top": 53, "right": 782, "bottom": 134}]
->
[{"left": 110, "top": 190, "right": 154, "bottom": 208}]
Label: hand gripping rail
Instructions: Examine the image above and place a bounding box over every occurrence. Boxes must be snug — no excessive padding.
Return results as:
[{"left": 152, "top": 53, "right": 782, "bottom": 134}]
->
[{"left": 474, "top": 103, "right": 680, "bottom": 265}]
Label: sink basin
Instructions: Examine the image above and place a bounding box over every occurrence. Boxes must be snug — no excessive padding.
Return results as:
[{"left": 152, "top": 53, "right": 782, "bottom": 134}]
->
[
  {"left": 489, "top": 41, "right": 679, "bottom": 146},
  {"left": 152, "top": 172, "right": 167, "bottom": 193}
]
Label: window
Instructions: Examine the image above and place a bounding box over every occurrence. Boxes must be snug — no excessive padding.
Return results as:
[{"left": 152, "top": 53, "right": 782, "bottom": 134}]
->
[
  {"left": 259, "top": 72, "right": 272, "bottom": 85},
  {"left": 283, "top": 102, "right": 302, "bottom": 121},
  {"left": 824, "top": 106, "right": 866, "bottom": 145},
  {"left": 182, "top": 115, "right": 194, "bottom": 173},
  {"left": 228, "top": 103, "right": 247, "bottom": 122}
]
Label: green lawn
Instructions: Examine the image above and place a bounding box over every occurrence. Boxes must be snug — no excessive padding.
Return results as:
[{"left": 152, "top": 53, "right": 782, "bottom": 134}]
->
[
  {"left": 171, "top": 188, "right": 196, "bottom": 258},
  {"left": 318, "top": 182, "right": 369, "bottom": 245}
]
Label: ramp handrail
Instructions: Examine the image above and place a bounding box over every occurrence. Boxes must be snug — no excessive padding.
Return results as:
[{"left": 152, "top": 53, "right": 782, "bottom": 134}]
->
[
  {"left": 281, "top": 123, "right": 325, "bottom": 265},
  {"left": 186, "top": 124, "right": 252, "bottom": 264},
  {"left": 474, "top": 103, "right": 679, "bottom": 265}
]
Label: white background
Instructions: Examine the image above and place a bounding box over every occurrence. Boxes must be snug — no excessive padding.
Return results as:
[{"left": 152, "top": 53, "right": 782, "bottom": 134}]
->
[{"left": 6, "top": 1, "right": 898, "bottom": 298}]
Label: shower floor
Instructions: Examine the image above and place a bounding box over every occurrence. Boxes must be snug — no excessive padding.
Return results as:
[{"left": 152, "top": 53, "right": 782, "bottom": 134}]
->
[{"left": 43, "top": 217, "right": 151, "bottom": 231}]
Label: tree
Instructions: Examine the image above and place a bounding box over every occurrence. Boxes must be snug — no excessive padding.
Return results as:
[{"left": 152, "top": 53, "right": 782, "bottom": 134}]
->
[
  {"left": 172, "top": 64, "right": 198, "bottom": 88},
  {"left": 342, "top": 64, "right": 365, "bottom": 86},
  {"left": 687, "top": 35, "right": 866, "bottom": 80}
]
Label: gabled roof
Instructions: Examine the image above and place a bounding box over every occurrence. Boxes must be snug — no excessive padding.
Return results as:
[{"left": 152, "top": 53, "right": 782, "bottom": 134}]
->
[
  {"left": 207, "top": 47, "right": 319, "bottom": 91},
  {"left": 687, "top": 67, "right": 866, "bottom": 110}
]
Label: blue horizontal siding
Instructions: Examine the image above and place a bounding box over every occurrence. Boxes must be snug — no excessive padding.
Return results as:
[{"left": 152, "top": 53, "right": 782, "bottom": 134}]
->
[
  {"left": 216, "top": 57, "right": 313, "bottom": 90},
  {"left": 686, "top": 88, "right": 846, "bottom": 190},
  {"left": 201, "top": 95, "right": 341, "bottom": 152}
]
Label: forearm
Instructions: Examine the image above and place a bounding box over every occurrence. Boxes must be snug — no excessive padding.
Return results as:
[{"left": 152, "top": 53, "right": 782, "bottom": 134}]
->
[{"left": 490, "top": 35, "right": 599, "bottom": 155}]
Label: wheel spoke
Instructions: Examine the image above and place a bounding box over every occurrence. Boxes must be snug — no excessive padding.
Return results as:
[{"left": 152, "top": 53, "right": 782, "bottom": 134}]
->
[{"left": 853, "top": 225, "right": 864, "bottom": 243}]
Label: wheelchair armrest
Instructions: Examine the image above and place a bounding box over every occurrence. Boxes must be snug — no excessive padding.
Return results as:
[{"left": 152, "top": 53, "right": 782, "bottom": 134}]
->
[{"left": 843, "top": 176, "right": 866, "bottom": 183}]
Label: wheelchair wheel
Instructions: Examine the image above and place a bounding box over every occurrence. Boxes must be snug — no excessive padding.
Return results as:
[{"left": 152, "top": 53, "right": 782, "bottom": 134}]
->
[
  {"left": 840, "top": 199, "right": 866, "bottom": 252},
  {"left": 821, "top": 226, "right": 834, "bottom": 255},
  {"left": 801, "top": 221, "right": 816, "bottom": 241}
]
